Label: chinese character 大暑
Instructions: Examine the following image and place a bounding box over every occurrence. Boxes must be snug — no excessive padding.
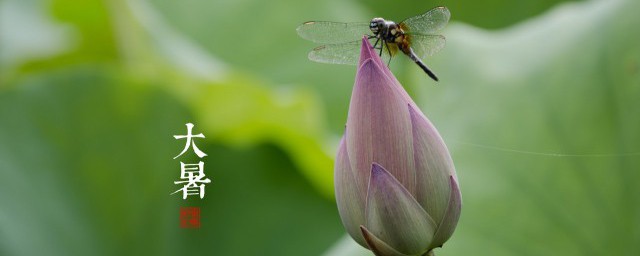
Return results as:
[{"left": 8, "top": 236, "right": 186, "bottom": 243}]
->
[
  {"left": 172, "top": 161, "right": 211, "bottom": 199},
  {"left": 173, "top": 123, "right": 207, "bottom": 159}
]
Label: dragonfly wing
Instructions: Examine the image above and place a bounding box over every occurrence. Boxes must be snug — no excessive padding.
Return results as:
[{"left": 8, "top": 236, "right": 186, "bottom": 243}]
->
[
  {"left": 407, "top": 34, "right": 446, "bottom": 60},
  {"left": 308, "top": 39, "right": 393, "bottom": 65},
  {"left": 401, "top": 6, "right": 450, "bottom": 34},
  {"left": 296, "top": 21, "right": 371, "bottom": 44},
  {"left": 308, "top": 41, "right": 361, "bottom": 65}
]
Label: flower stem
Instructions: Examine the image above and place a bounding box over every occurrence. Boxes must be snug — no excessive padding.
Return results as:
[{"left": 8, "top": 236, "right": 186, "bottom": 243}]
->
[{"left": 422, "top": 250, "right": 435, "bottom": 256}]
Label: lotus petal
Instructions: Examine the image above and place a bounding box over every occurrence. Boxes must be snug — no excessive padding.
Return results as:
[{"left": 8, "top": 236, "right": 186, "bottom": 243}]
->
[
  {"left": 335, "top": 135, "right": 367, "bottom": 247},
  {"left": 365, "top": 163, "right": 436, "bottom": 255}
]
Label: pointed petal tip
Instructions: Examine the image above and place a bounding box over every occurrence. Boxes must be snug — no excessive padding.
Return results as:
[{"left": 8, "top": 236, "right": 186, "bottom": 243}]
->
[
  {"left": 359, "top": 36, "right": 374, "bottom": 67},
  {"left": 355, "top": 57, "right": 390, "bottom": 88},
  {"left": 371, "top": 162, "right": 384, "bottom": 175},
  {"left": 360, "top": 225, "right": 407, "bottom": 256},
  {"left": 356, "top": 35, "right": 409, "bottom": 97},
  {"left": 407, "top": 103, "right": 434, "bottom": 125},
  {"left": 358, "top": 35, "right": 389, "bottom": 70},
  {"left": 449, "top": 175, "right": 462, "bottom": 206},
  {"left": 369, "top": 163, "right": 410, "bottom": 190},
  {"left": 407, "top": 103, "right": 422, "bottom": 121},
  {"left": 361, "top": 35, "right": 371, "bottom": 47}
]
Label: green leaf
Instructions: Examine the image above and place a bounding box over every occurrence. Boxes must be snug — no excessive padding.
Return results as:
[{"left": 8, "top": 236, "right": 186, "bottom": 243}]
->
[
  {"left": 360, "top": 0, "right": 578, "bottom": 29},
  {"left": 408, "top": 0, "right": 640, "bottom": 255},
  {"left": 149, "top": 0, "right": 370, "bottom": 132},
  {"left": 0, "top": 68, "right": 344, "bottom": 255}
]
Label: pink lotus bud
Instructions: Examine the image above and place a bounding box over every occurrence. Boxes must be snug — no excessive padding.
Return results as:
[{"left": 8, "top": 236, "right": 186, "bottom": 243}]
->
[{"left": 334, "top": 37, "right": 461, "bottom": 256}]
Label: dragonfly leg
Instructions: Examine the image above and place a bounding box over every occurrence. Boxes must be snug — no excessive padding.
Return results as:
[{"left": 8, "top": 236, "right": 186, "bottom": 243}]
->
[
  {"left": 385, "top": 42, "right": 392, "bottom": 66},
  {"left": 372, "top": 37, "right": 380, "bottom": 50}
]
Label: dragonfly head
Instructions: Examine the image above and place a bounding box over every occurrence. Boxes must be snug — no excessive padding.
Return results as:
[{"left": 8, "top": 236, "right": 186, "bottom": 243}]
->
[{"left": 369, "top": 18, "right": 385, "bottom": 35}]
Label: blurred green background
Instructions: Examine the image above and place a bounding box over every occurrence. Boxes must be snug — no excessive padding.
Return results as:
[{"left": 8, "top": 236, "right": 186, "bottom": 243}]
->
[{"left": 1, "top": 0, "right": 639, "bottom": 255}]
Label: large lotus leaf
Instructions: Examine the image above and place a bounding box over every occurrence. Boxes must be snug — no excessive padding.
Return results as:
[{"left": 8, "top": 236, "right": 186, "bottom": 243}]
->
[
  {"left": 1, "top": 0, "right": 336, "bottom": 197},
  {"left": 427, "top": 1, "right": 640, "bottom": 255},
  {"left": 148, "top": 0, "right": 373, "bottom": 133},
  {"left": 0, "top": 68, "right": 343, "bottom": 255}
]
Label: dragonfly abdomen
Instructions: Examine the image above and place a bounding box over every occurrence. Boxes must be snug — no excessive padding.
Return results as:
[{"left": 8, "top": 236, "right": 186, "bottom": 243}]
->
[{"left": 405, "top": 46, "right": 439, "bottom": 81}]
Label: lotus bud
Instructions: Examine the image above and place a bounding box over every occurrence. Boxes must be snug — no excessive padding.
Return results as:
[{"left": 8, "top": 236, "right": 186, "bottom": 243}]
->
[{"left": 334, "top": 37, "right": 461, "bottom": 256}]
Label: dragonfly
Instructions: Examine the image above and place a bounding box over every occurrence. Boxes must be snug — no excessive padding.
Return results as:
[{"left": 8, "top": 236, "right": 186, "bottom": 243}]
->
[{"left": 296, "top": 7, "right": 450, "bottom": 81}]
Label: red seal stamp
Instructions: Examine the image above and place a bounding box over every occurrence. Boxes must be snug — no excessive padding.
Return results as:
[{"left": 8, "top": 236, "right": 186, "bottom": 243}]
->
[{"left": 180, "top": 207, "right": 201, "bottom": 228}]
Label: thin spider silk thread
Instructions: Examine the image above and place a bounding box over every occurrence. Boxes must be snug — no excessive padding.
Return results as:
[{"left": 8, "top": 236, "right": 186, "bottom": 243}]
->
[{"left": 451, "top": 140, "right": 640, "bottom": 158}]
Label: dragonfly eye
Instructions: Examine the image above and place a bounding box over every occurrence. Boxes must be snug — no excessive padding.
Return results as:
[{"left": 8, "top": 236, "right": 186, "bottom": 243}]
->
[
  {"left": 370, "top": 18, "right": 383, "bottom": 34},
  {"left": 370, "top": 24, "right": 378, "bottom": 33}
]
